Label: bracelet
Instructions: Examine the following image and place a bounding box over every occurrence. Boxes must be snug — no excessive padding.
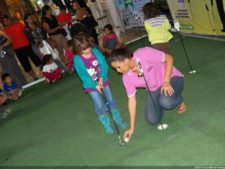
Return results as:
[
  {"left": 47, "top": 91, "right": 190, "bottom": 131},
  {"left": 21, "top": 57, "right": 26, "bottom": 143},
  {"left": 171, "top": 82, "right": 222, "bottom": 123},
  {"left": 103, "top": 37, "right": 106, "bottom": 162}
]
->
[{"left": 163, "top": 82, "right": 170, "bottom": 84}]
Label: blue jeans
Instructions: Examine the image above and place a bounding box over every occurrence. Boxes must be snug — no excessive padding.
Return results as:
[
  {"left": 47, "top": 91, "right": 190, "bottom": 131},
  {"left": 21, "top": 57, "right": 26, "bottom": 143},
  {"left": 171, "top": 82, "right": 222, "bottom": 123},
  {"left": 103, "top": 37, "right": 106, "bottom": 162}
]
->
[
  {"left": 145, "top": 76, "right": 184, "bottom": 125},
  {"left": 88, "top": 85, "right": 118, "bottom": 116}
]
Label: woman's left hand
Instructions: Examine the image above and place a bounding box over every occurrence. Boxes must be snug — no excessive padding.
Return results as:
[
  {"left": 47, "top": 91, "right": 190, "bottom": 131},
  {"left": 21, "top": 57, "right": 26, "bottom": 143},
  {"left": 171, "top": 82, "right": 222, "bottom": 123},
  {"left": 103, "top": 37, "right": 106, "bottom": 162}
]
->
[{"left": 161, "top": 82, "right": 174, "bottom": 96}]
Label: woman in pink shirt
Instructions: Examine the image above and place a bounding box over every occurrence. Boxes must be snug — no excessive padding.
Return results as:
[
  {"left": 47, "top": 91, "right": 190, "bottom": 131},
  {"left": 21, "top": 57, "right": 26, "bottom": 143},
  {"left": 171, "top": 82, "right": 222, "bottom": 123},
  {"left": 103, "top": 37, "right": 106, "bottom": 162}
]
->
[{"left": 109, "top": 47, "right": 187, "bottom": 141}]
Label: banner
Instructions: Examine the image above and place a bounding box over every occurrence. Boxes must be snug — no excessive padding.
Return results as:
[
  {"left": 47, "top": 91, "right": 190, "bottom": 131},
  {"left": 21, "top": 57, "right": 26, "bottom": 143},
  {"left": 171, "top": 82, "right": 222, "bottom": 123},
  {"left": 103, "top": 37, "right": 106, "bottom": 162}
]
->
[
  {"left": 116, "top": 0, "right": 150, "bottom": 28},
  {"left": 167, "top": 0, "right": 225, "bottom": 36}
]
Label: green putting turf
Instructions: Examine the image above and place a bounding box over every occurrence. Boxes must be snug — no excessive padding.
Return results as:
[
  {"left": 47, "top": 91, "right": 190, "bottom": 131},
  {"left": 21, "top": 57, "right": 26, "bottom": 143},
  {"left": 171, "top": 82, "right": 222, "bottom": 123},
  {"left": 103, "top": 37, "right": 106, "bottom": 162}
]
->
[{"left": 0, "top": 34, "right": 225, "bottom": 166}]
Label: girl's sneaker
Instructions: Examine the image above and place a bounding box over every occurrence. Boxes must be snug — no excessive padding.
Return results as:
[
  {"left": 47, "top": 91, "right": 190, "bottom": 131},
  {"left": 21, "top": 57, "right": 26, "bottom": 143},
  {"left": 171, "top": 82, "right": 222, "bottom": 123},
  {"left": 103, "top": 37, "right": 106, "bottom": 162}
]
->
[
  {"left": 111, "top": 111, "right": 128, "bottom": 129},
  {"left": 99, "top": 114, "right": 114, "bottom": 134}
]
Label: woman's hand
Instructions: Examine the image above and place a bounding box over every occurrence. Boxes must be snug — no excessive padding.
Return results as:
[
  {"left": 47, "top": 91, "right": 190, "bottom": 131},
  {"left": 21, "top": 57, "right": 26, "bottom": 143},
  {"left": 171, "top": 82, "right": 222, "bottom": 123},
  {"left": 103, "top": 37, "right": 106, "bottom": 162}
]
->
[
  {"left": 161, "top": 82, "right": 174, "bottom": 96},
  {"left": 123, "top": 127, "right": 134, "bottom": 140}
]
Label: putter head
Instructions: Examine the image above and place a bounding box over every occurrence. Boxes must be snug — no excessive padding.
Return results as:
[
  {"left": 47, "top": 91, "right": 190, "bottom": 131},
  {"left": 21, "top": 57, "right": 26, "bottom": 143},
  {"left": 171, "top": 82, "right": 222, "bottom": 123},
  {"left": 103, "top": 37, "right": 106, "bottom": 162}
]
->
[
  {"left": 118, "top": 136, "right": 125, "bottom": 146},
  {"left": 118, "top": 140, "right": 125, "bottom": 146},
  {"left": 189, "top": 70, "right": 197, "bottom": 74}
]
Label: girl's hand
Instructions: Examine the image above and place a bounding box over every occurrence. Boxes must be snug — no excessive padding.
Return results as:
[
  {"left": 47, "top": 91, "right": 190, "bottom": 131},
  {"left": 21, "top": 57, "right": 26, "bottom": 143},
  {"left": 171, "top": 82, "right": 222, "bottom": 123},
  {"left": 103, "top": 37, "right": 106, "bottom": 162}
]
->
[
  {"left": 96, "top": 78, "right": 104, "bottom": 93},
  {"left": 98, "top": 78, "right": 103, "bottom": 88},
  {"left": 96, "top": 85, "right": 103, "bottom": 93},
  {"left": 123, "top": 128, "right": 134, "bottom": 140},
  {"left": 161, "top": 82, "right": 174, "bottom": 96}
]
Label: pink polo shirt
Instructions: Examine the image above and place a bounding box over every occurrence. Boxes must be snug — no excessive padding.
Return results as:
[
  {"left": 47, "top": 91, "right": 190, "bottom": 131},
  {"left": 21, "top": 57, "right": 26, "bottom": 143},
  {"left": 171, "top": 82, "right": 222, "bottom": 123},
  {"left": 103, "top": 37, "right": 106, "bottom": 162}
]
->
[{"left": 122, "top": 47, "right": 183, "bottom": 97}]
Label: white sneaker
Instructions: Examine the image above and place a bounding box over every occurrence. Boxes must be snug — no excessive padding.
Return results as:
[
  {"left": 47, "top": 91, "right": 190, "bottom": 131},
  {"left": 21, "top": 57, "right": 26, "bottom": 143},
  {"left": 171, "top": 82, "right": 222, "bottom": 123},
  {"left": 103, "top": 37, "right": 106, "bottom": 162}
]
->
[
  {"left": 0, "top": 112, "right": 8, "bottom": 119},
  {"left": 5, "top": 108, "right": 11, "bottom": 114},
  {"left": 157, "top": 124, "right": 168, "bottom": 130},
  {"left": 18, "top": 89, "right": 24, "bottom": 97},
  {"left": 0, "top": 108, "right": 11, "bottom": 119}
]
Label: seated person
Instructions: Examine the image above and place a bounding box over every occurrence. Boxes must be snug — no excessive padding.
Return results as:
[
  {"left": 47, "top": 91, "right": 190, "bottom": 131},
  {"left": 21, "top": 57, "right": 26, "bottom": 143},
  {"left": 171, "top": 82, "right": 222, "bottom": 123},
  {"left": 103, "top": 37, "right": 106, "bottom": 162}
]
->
[
  {"left": 102, "top": 24, "right": 123, "bottom": 55},
  {"left": 40, "top": 37, "right": 66, "bottom": 71},
  {"left": 42, "top": 54, "right": 61, "bottom": 83},
  {"left": 64, "top": 40, "right": 75, "bottom": 73},
  {"left": 2, "top": 73, "right": 23, "bottom": 100}
]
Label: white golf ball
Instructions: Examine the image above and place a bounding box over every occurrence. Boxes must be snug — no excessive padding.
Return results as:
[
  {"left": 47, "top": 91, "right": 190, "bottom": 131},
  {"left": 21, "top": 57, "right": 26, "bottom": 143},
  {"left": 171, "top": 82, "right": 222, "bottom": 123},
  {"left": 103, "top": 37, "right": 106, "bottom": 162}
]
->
[{"left": 124, "top": 137, "right": 130, "bottom": 143}]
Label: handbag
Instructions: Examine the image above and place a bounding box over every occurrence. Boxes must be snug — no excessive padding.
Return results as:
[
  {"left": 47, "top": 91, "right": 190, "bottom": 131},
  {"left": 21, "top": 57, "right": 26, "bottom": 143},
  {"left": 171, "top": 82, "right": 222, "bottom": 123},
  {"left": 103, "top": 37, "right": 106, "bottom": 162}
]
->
[
  {"left": 60, "top": 28, "right": 67, "bottom": 37},
  {"left": 80, "top": 16, "right": 98, "bottom": 29},
  {"left": 0, "top": 35, "right": 8, "bottom": 45}
]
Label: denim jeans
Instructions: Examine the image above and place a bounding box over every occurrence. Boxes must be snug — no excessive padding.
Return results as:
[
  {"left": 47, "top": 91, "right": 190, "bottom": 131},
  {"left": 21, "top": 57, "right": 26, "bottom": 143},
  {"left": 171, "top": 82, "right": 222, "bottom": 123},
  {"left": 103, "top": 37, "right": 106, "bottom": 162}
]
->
[
  {"left": 88, "top": 85, "right": 118, "bottom": 116},
  {"left": 145, "top": 76, "right": 184, "bottom": 125}
]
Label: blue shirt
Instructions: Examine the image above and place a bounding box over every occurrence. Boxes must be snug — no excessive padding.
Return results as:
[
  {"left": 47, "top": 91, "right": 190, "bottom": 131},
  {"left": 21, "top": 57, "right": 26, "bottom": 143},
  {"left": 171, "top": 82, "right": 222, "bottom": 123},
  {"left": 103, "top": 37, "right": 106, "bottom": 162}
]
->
[
  {"left": 3, "top": 81, "right": 17, "bottom": 92},
  {"left": 0, "top": 88, "right": 3, "bottom": 95}
]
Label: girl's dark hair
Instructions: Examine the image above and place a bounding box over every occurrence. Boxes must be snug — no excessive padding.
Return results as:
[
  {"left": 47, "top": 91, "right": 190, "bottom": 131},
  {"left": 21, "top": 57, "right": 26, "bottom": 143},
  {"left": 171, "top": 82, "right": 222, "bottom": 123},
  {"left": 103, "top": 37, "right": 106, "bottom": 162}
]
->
[
  {"left": 1, "top": 73, "right": 11, "bottom": 81},
  {"left": 72, "top": 33, "right": 96, "bottom": 54},
  {"left": 143, "top": 2, "right": 160, "bottom": 19},
  {"left": 0, "top": 14, "right": 10, "bottom": 21},
  {"left": 0, "top": 14, "right": 10, "bottom": 26},
  {"left": 59, "top": 5, "right": 67, "bottom": 11},
  {"left": 41, "top": 5, "right": 51, "bottom": 17},
  {"left": 104, "top": 24, "right": 113, "bottom": 32},
  {"left": 67, "top": 40, "right": 73, "bottom": 48},
  {"left": 42, "top": 54, "right": 52, "bottom": 67},
  {"left": 108, "top": 47, "right": 133, "bottom": 64},
  {"left": 23, "top": 13, "right": 38, "bottom": 27},
  {"left": 24, "top": 13, "right": 31, "bottom": 21}
]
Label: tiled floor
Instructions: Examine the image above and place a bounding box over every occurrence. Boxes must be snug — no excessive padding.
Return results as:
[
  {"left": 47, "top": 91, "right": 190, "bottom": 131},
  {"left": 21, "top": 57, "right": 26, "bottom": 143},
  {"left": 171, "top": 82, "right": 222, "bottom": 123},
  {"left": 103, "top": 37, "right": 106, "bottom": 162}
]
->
[{"left": 120, "top": 27, "right": 147, "bottom": 44}]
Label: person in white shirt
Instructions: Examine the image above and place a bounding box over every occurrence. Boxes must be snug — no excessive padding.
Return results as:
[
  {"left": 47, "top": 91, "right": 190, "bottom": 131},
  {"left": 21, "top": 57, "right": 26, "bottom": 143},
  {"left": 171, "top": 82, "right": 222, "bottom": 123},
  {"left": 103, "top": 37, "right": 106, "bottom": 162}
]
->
[{"left": 42, "top": 54, "right": 61, "bottom": 83}]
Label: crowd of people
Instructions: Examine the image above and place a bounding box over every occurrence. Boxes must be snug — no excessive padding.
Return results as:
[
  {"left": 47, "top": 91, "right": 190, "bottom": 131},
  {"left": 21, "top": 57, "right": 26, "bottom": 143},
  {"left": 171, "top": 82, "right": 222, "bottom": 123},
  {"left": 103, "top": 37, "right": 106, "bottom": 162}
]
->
[
  {"left": 0, "top": 2, "right": 186, "bottom": 142},
  {"left": 0, "top": 0, "right": 99, "bottom": 117}
]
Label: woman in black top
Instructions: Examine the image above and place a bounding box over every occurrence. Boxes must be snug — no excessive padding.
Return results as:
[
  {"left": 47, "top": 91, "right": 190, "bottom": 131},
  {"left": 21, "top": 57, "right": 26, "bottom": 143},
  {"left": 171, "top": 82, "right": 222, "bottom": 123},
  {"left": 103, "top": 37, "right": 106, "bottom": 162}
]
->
[
  {"left": 24, "top": 13, "right": 47, "bottom": 60},
  {"left": 71, "top": 1, "right": 98, "bottom": 44},
  {"left": 41, "top": 5, "right": 67, "bottom": 63}
]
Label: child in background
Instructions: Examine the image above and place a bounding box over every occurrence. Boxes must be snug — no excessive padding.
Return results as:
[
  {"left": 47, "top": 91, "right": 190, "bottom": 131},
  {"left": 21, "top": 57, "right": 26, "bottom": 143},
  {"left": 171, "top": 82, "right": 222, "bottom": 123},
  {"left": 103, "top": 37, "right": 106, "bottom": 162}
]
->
[
  {"left": 73, "top": 34, "right": 127, "bottom": 134},
  {"left": 45, "top": 37, "right": 68, "bottom": 73},
  {"left": 64, "top": 40, "right": 75, "bottom": 73},
  {"left": 2, "top": 73, "right": 23, "bottom": 100},
  {"left": 42, "top": 54, "right": 61, "bottom": 83},
  {"left": 102, "top": 24, "right": 122, "bottom": 55},
  {"left": 143, "top": 2, "right": 173, "bottom": 54}
]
